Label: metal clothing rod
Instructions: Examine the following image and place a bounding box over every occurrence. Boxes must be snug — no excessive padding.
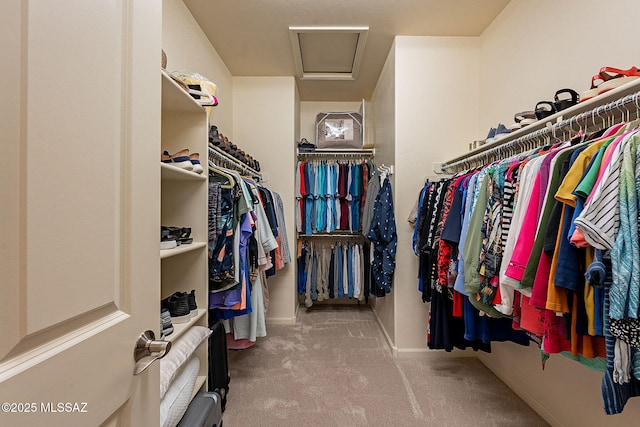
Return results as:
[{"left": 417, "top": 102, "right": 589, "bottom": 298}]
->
[
  {"left": 440, "top": 79, "right": 640, "bottom": 172},
  {"left": 299, "top": 233, "right": 365, "bottom": 238},
  {"left": 297, "top": 148, "right": 375, "bottom": 158},
  {"left": 208, "top": 145, "right": 262, "bottom": 181}
]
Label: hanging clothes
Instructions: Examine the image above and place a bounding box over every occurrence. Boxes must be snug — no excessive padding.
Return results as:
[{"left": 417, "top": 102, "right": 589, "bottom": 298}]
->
[
  {"left": 296, "top": 239, "right": 368, "bottom": 306},
  {"left": 367, "top": 174, "right": 397, "bottom": 296},
  {"left": 295, "top": 159, "right": 373, "bottom": 234},
  {"left": 207, "top": 165, "right": 291, "bottom": 349},
  {"left": 416, "top": 122, "right": 640, "bottom": 413}
]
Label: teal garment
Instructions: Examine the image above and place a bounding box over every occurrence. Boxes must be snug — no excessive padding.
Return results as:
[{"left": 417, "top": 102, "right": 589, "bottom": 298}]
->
[
  {"left": 560, "top": 352, "right": 607, "bottom": 372},
  {"left": 520, "top": 147, "right": 576, "bottom": 288},
  {"left": 610, "top": 135, "right": 640, "bottom": 320}
]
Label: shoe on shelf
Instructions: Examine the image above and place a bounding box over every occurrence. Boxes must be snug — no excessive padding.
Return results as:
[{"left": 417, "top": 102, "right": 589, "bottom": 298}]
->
[
  {"left": 553, "top": 88, "right": 579, "bottom": 111},
  {"left": 187, "top": 290, "right": 198, "bottom": 317},
  {"left": 161, "top": 148, "right": 193, "bottom": 171},
  {"left": 485, "top": 127, "right": 497, "bottom": 144},
  {"left": 160, "top": 240, "right": 177, "bottom": 250},
  {"left": 161, "top": 226, "right": 182, "bottom": 249},
  {"left": 494, "top": 123, "right": 511, "bottom": 140},
  {"left": 509, "top": 111, "right": 536, "bottom": 131},
  {"left": 209, "top": 125, "right": 222, "bottom": 146},
  {"left": 160, "top": 307, "right": 174, "bottom": 338},
  {"left": 162, "top": 292, "right": 191, "bottom": 324},
  {"left": 177, "top": 227, "right": 193, "bottom": 245},
  {"left": 580, "top": 66, "right": 640, "bottom": 102},
  {"left": 534, "top": 101, "right": 556, "bottom": 120},
  {"left": 189, "top": 153, "right": 204, "bottom": 174}
]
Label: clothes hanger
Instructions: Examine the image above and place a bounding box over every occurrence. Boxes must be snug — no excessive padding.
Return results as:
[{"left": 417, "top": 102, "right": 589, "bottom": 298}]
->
[{"left": 208, "top": 163, "right": 236, "bottom": 188}]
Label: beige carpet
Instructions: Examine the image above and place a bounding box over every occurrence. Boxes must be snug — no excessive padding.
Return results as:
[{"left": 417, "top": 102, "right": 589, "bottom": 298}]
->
[{"left": 223, "top": 305, "right": 549, "bottom": 426}]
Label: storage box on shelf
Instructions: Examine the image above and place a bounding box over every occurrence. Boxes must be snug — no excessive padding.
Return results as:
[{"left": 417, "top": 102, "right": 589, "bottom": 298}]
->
[{"left": 160, "top": 69, "right": 209, "bottom": 399}]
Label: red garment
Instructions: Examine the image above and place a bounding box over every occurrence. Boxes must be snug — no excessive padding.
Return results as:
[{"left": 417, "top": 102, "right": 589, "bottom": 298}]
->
[
  {"left": 541, "top": 309, "right": 570, "bottom": 354},
  {"left": 339, "top": 199, "right": 349, "bottom": 230},
  {"left": 453, "top": 290, "right": 464, "bottom": 317},
  {"left": 519, "top": 295, "right": 544, "bottom": 336},
  {"left": 529, "top": 251, "right": 552, "bottom": 309}
]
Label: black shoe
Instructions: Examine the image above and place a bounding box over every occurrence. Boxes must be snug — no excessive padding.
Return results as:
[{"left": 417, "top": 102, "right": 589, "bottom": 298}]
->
[
  {"left": 163, "top": 292, "right": 190, "bottom": 323},
  {"left": 187, "top": 290, "right": 197, "bottom": 317},
  {"left": 161, "top": 226, "right": 181, "bottom": 250},
  {"left": 209, "top": 125, "right": 222, "bottom": 146},
  {"left": 177, "top": 227, "right": 193, "bottom": 245}
]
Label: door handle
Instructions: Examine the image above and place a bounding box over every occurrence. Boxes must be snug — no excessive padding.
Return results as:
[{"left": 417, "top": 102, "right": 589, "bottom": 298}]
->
[{"left": 133, "top": 330, "right": 171, "bottom": 375}]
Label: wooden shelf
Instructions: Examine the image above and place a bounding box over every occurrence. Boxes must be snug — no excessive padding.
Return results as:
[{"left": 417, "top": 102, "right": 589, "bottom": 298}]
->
[
  {"left": 160, "top": 65, "right": 209, "bottom": 408},
  {"left": 166, "top": 309, "right": 207, "bottom": 343},
  {"left": 161, "top": 162, "right": 207, "bottom": 181},
  {"left": 160, "top": 242, "right": 207, "bottom": 259},
  {"left": 190, "top": 376, "right": 208, "bottom": 401},
  {"left": 161, "top": 70, "right": 204, "bottom": 113}
]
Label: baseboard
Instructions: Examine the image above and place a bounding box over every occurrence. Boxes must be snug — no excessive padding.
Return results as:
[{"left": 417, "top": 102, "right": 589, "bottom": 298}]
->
[
  {"left": 265, "top": 316, "right": 297, "bottom": 325},
  {"left": 478, "top": 356, "right": 563, "bottom": 427},
  {"left": 395, "top": 347, "right": 478, "bottom": 358},
  {"left": 371, "top": 306, "right": 478, "bottom": 359},
  {"left": 371, "top": 306, "right": 398, "bottom": 357}
]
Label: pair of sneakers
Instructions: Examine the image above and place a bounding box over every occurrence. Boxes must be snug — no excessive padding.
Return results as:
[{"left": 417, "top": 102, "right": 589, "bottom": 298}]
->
[
  {"left": 162, "top": 290, "right": 198, "bottom": 324},
  {"left": 161, "top": 149, "right": 204, "bottom": 174},
  {"left": 485, "top": 123, "right": 510, "bottom": 144},
  {"left": 161, "top": 226, "right": 192, "bottom": 250}
]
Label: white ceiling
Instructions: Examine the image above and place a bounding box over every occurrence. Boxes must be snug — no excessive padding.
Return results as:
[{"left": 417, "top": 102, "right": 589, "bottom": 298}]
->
[{"left": 183, "top": 0, "right": 511, "bottom": 101}]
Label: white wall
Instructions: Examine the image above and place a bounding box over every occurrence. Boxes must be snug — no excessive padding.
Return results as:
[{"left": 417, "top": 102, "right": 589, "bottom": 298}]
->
[
  {"left": 392, "top": 36, "right": 480, "bottom": 352},
  {"left": 370, "top": 41, "right": 397, "bottom": 347},
  {"left": 479, "top": 0, "right": 640, "bottom": 135},
  {"left": 476, "top": 0, "right": 640, "bottom": 424},
  {"left": 233, "top": 76, "right": 298, "bottom": 324},
  {"left": 162, "top": 0, "right": 233, "bottom": 133}
]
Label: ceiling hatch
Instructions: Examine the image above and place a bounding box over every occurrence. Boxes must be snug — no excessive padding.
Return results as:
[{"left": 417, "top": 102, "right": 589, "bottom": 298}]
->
[{"left": 289, "top": 26, "right": 369, "bottom": 80}]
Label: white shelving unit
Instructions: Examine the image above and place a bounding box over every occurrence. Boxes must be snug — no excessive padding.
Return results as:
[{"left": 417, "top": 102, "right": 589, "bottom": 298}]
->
[{"left": 160, "top": 70, "right": 209, "bottom": 400}]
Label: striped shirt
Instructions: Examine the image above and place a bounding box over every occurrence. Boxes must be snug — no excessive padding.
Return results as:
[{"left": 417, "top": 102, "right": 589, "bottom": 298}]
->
[{"left": 574, "top": 132, "right": 635, "bottom": 249}]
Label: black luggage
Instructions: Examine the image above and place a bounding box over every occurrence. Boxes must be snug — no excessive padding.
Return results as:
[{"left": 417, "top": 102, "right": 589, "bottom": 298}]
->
[
  {"left": 177, "top": 391, "right": 223, "bottom": 427},
  {"left": 208, "top": 319, "right": 230, "bottom": 411}
]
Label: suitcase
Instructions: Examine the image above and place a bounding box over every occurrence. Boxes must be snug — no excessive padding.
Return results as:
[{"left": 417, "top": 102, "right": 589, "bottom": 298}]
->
[
  {"left": 176, "top": 391, "right": 223, "bottom": 427},
  {"left": 208, "top": 319, "right": 230, "bottom": 411}
]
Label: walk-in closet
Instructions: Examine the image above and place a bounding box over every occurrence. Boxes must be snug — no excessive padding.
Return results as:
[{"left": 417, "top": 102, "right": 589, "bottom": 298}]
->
[{"left": 4, "top": 0, "right": 640, "bottom": 426}]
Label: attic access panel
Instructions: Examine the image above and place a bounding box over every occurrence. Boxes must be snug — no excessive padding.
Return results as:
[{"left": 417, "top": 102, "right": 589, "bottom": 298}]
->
[{"left": 289, "top": 26, "right": 368, "bottom": 80}]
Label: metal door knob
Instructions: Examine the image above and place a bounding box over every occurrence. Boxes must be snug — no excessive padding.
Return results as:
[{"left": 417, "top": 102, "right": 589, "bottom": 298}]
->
[{"left": 133, "top": 330, "right": 171, "bottom": 375}]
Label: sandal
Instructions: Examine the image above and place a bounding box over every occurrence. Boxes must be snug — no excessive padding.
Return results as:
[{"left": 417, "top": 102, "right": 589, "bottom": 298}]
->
[
  {"left": 599, "top": 66, "right": 640, "bottom": 79},
  {"left": 580, "top": 66, "right": 640, "bottom": 102},
  {"left": 509, "top": 110, "right": 536, "bottom": 131},
  {"left": 534, "top": 101, "right": 556, "bottom": 120},
  {"left": 553, "top": 89, "right": 579, "bottom": 111}
]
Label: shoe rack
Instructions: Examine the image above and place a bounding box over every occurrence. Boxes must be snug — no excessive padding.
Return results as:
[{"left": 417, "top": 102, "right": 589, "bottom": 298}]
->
[{"left": 160, "top": 70, "right": 209, "bottom": 397}]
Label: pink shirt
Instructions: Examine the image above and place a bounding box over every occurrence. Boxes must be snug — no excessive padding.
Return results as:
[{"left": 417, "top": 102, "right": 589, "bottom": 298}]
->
[{"left": 504, "top": 174, "right": 542, "bottom": 282}]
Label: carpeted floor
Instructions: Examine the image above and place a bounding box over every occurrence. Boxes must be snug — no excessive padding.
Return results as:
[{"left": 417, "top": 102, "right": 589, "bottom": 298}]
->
[{"left": 223, "top": 305, "right": 550, "bottom": 426}]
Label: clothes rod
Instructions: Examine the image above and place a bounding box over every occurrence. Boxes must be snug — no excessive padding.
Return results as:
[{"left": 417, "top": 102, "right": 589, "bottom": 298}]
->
[
  {"left": 297, "top": 148, "right": 375, "bottom": 157},
  {"left": 208, "top": 145, "right": 262, "bottom": 180},
  {"left": 299, "top": 233, "right": 365, "bottom": 238},
  {"left": 439, "top": 78, "right": 640, "bottom": 172}
]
